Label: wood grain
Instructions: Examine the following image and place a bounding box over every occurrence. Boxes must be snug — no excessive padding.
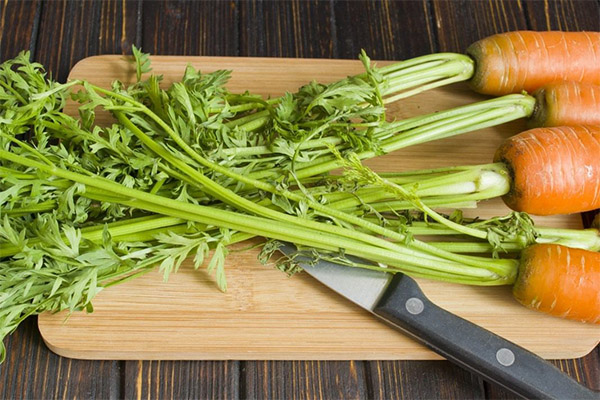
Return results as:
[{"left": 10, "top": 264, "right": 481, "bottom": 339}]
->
[
  {"left": 98, "top": 0, "right": 141, "bottom": 54},
  {"left": 37, "top": 55, "right": 600, "bottom": 362},
  {"left": 34, "top": 0, "right": 141, "bottom": 82},
  {"left": 366, "top": 360, "right": 484, "bottom": 399},
  {"left": 0, "top": 318, "right": 120, "bottom": 399},
  {"left": 0, "top": 0, "right": 41, "bottom": 60},
  {"left": 141, "top": 0, "right": 239, "bottom": 56},
  {"left": 432, "top": 0, "right": 529, "bottom": 53},
  {"left": 35, "top": 0, "right": 101, "bottom": 82},
  {"left": 334, "top": 0, "right": 436, "bottom": 59},
  {"left": 524, "top": 0, "right": 600, "bottom": 31},
  {"left": 239, "top": 0, "right": 335, "bottom": 58},
  {"left": 243, "top": 361, "right": 367, "bottom": 399},
  {"left": 123, "top": 360, "right": 240, "bottom": 399}
]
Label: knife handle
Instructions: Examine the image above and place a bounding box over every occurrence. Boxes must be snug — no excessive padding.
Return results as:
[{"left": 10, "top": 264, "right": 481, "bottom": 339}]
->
[{"left": 373, "top": 274, "right": 599, "bottom": 400}]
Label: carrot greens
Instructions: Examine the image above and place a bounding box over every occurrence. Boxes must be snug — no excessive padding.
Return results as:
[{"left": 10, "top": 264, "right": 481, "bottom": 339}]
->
[{"left": 1, "top": 47, "right": 599, "bottom": 361}]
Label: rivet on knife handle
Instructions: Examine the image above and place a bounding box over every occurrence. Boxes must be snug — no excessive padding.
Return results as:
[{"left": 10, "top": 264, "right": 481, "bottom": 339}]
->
[{"left": 373, "top": 274, "right": 599, "bottom": 400}]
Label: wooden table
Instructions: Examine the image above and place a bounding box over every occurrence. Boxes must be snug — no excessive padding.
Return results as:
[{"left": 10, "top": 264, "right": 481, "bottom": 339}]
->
[{"left": 0, "top": 1, "right": 598, "bottom": 398}]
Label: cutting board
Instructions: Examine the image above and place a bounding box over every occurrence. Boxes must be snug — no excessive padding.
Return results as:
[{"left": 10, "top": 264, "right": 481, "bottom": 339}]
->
[{"left": 38, "top": 55, "right": 600, "bottom": 360}]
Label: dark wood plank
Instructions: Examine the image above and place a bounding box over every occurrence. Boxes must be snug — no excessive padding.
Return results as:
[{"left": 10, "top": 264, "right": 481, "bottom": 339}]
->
[
  {"left": 0, "top": 0, "right": 41, "bottom": 60},
  {"left": 98, "top": 0, "right": 142, "bottom": 54},
  {"left": 524, "top": 0, "right": 600, "bottom": 31},
  {"left": 367, "top": 360, "right": 484, "bottom": 399},
  {"left": 243, "top": 361, "right": 366, "bottom": 399},
  {"left": 563, "top": 348, "right": 600, "bottom": 392},
  {"left": 0, "top": 318, "right": 120, "bottom": 399},
  {"left": 123, "top": 360, "right": 240, "bottom": 399},
  {"left": 432, "top": 0, "right": 528, "bottom": 53},
  {"left": 141, "top": 0, "right": 238, "bottom": 56},
  {"left": 35, "top": 0, "right": 140, "bottom": 83},
  {"left": 333, "top": 0, "right": 436, "bottom": 59},
  {"left": 35, "top": 0, "right": 103, "bottom": 82},
  {"left": 238, "top": 0, "right": 334, "bottom": 58}
]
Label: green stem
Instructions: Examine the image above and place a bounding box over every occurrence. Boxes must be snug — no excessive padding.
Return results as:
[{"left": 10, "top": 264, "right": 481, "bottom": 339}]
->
[
  {"left": 382, "top": 55, "right": 474, "bottom": 103},
  {"left": 0, "top": 80, "right": 27, "bottom": 104},
  {"left": 287, "top": 94, "right": 536, "bottom": 180},
  {"left": 321, "top": 164, "right": 510, "bottom": 211},
  {"left": 1, "top": 148, "right": 514, "bottom": 284},
  {"left": 425, "top": 241, "right": 523, "bottom": 254},
  {"left": 378, "top": 220, "right": 600, "bottom": 252},
  {"left": 1, "top": 201, "right": 57, "bottom": 216}
]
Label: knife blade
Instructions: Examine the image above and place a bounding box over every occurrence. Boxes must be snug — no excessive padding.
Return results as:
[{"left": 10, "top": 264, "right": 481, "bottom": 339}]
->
[{"left": 279, "top": 243, "right": 599, "bottom": 400}]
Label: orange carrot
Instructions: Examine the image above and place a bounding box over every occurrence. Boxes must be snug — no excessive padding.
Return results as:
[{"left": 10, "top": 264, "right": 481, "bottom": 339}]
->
[
  {"left": 513, "top": 243, "right": 600, "bottom": 324},
  {"left": 466, "top": 31, "right": 600, "bottom": 95},
  {"left": 494, "top": 125, "right": 600, "bottom": 215},
  {"left": 529, "top": 81, "right": 600, "bottom": 128}
]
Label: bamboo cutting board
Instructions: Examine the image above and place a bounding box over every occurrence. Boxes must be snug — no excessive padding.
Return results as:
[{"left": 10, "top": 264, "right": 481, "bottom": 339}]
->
[{"left": 38, "top": 55, "right": 600, "bottom": 360}]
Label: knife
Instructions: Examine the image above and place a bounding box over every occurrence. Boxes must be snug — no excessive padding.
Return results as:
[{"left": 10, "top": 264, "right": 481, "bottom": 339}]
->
[{"left": 279, "top": 243, "right": 599, "bottom": 400}]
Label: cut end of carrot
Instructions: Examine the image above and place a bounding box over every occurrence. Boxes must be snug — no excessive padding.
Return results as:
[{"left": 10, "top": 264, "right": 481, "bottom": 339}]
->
[
  {"left": 528, "top": 82, "right": 600, "bottom": 128},
  {"left": 527, "top": 87, "right": 549, "bottom": 128},
  {"left": 513, "top": 244, "right": 600, "bottom": 324},
  {"left": 495, "top": 125, "right": 600, "bottom": 215},
  {"left": 465, "top": 37, "right": 501, "bottom": 95}
]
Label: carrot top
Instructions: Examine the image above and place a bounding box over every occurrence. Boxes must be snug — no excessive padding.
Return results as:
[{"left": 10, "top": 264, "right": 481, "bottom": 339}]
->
[{"left": 494, "top": 125, "right": 600, "bottom": 216}]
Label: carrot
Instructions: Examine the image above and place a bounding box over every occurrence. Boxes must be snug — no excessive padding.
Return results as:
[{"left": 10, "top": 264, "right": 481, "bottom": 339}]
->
[
  {"left": 513, "top": 243, "right": 600, "bottom": 324},
  {"left": 494, "top": 125, "right": 600, "bottom": 215},
  {"left": 529, "top": 81, "right": 600, "bottom": 128},
  {"left": 466, "top": 31, "right": 600, "bottom": 95}
]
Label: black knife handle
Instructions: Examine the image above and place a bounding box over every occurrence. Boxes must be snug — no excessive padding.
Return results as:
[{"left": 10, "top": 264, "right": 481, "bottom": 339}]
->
[{"left": 373, "top": 274, "right": 599, "bottom": 400}]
